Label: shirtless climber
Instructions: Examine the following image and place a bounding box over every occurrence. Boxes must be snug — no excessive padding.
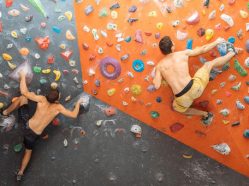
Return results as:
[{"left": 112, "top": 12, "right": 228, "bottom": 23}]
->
[
  {"left": 1, "top": 70, "right": 84, "bottom": 181},
  {"left": 153, "top": 36, "right": 240, "bottom": 124}
]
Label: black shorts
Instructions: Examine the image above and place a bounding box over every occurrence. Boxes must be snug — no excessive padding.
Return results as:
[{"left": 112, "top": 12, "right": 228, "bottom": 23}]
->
[{"left": 23, "top": 122, "right": 39, "bottom": 150}]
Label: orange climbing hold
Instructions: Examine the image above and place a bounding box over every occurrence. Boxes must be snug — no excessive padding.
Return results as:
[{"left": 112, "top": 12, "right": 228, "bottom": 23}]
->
[{"left": 19, "top": 48, "right": 30, "bottom": 56}]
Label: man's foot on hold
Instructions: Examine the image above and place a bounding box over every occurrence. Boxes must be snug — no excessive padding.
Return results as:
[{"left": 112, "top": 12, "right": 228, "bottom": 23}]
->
[
  {"left": 15, "top": 170, "right": 23, "bottom": 181},
  {"left": 201, "top": 112, "right": 214, "bottom": 126}
]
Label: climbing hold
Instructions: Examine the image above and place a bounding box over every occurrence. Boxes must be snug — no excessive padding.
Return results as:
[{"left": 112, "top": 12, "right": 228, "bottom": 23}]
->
[
  {"left": 186, "top": 11, "right": 200, "bottom": 25},
  {"left": 216, "top": 99, "right": 222, "bottom": 105},
  {"left": 85, "top": 5, "right": 94, "bottom": 15},
  {"left": 172, "top": 20, "right": 180, "bottom": 27},
  {"left": 228, "top": 74, "right": 236, "bottom": 81},
  {"left": 88, "top": 68, "right": 95, "bottom": 77},
  {"left": 234, "top": 59, "right": 247, "bottom": 77},
  {"left": 237, "top": 29, "right": 243, "bottom": 39},
  {"left": 208, "top": 10, "right": 216, "bottom": 20},
  {"left": 244, "top": 96, "right": 249, "bottom": 104},
  {"left": 58, "top": 15, "right": 66, "bottom": 22},
  {"left": 132, "top": 59, "right": 144, "bottom": 72},
  {"left": 147, "top": 61, "right": 155, "bottom": 66},
  {"left": 53, "top": 70, "right": 61, "bottom": 81},
  {"left": 150, "top": 111, "right": 160, "bottom": 119},
  {"left": 212, "top": 143, "right": 231, "bottom": 155},
  {"left": 129, "top": 5, "right": 137, "bottom": 13},
  {"left": 148, "top": 11, "right": 157, "bottom": 17},
  {"left": 39, "top": 78, "right": 47, "bottom": 84},
  {"left": 231, "top": 121, "right": 240, "bottom": 127},
  {"left": 42, "top": 69, "right": 51, "bottom": 74},
  {"left": 220, "top": 109, "right": 230, "bottom": 116},
  {"left": 20, "top": 28, "right": 27, "bottom": 35},
  {"left": 156, "top": 22, "right": 164, "bottom": 30},
  {"left": 197, "top": 28, "right": 205, "bottom": 37},
  {"left": 60, "top": 50, "right": 73, "bottom": 61},
  {"left": 95, "top": 79, "right": 100, "bottom": 87},
  {"left": 8, "top": 9, "right": 20, "bottom": 17},
  {"left": 170, "top": 122, "right": 184, "bottom": 133},
  {"left": 147, "top": 85, "right": 156, "bottom": 92},
  {"left": 107, "top": 88, "right": 116, "bottom": 96},
  {"left": 97, "top": 47, "right": 104, "bottom": 54},
  {"left": 35, "top": 36, "right": 50, "bottom": 50},
  {"left": 127, "top": 18, "right": 139, "bottom": 24},
  {"left": 2, "top": 53, "right": 12, "bottom": 61},
  {"left": 215, "top": 23, "right": 222, "bottom": 30},
  {"left": 155, "top": 33, "right": 160, "bottom": 39},
  {"left": 40, "top": 22, "right": 46, "bottom": 28},
  {"left": 186, "top": 39, "right": 193, "bottom": 49},
  {"left": 33, "top": 66, "right": 42, "bottom": 74},
  {"left": 19, "top": 48, "right": 30, "bottom": 56},
  {"left": 11, "top": 31, "right": 18, "bottom": 38},
  {"left": 111, "top": 11, "right": 118, "bottom": 19},
  {"left": 66, "top": 30, "right": 75, "bottom": 40},
  {"left": 99, "top": 57, "right": 121, "bottom": 80},
  {"left": 240, "top": 10, "right": 248, "bottom": 19},
  {"left": 82, "top": 43, "right": 89, "bottom": 50},
  {"left": 34, "top": 53, "right": 40, "bottom": 59},
  {"left": 176, "top": 30, "right": 188, "bottom": 41},
  {"left": 156, "top": 97, "right": 162, "bottom": 103},
  {"left": 121, "top": 54, "right": 129, "bottom": 61},
  {"left": 236, "top": 100, "right": 245, "bottom": 110},
  {"left": 203, "top": 0, "right": 210, "bottom": 8},
  {"left": 25, "top": 36, "right": 32, "bottom": 42},
  {"left": 125, "top": 36, "right": 132, "bottom": 42},
  {"left": 6, "top": 0, "right": 13, "bottom": 8},
  {"left": 110, "top": 2, "right": 120, "bottom": 10},
  {"left": 231, "top": 82, "right": 241, "bottom": 91},
  {"left": 104, "top": 107, "right": 116, "bottom": 116},
  {"left": 228, "top": 36, "right": 235, "bottom": 44},
  {"left": 205, "top": 29, "right": 214, "bottom": 41},
  {"left": 130, "top": 125, "right": 142, "bottom": 138},
  {"left": 14, "top": 144, "right": 23, "bottom": 153},
  {"left": 52, "top": 26, "right": 61, "bottom": 34},
  {"left": 220, "top": 14, "right": 234, "bottom": 27},
  {"left": 246, "top": 40, "right": 249, "bottom": 53},
  {"left": 99, "top": 7, "right": 108, "bottom": 17},
  {"left": 25, "top": 15, "right": 33, "bottom": 22},
  {"left": 131, "top": 84, "right": 142, "bottom": 96},
  {"left": 0, "top": 102, "right": 4, "bottom": 109},
  {"left": 135, "top": 30, "right": 143, "bottom": 43},
  {"left": 243, "top": 129, "right": 249, "bottom": 138},
  {"left": 64, "top": 11, "right": 73, "bottom": 21},
  {"left": 107, "top": 23, "right": 117, "bottom": 31}
]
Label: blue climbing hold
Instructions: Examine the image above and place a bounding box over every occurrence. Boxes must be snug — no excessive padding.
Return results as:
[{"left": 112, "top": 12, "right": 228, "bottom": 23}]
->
[
  {"left": 132, "top": 59, "right": 144, "bottom": 72},
  {"left": 125, "top": 36, "right": 132, "bottom": 43},
  {"left": 244, "top": 96, "right": 249, "bottom": 104},
  {"left": 228, "top": 36, "right": 235, "bottom": 44},
  {"left": 25, "top": 36, "right": 32, "bottom": 42},
  {"left": 52, "top": 26, "right": 61, "bottom": 34},
  {"left": 156, "top": 97, "right": 162, "bottom": 103},
  {"left": 186, "top": 39, "right": 193, "bottom": 49},
  {"left": 243, "top": 129, "right": 249, "bottom": 138}
]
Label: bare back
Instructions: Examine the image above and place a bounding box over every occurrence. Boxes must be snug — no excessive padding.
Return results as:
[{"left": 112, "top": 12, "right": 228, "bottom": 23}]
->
[
  {"left": 28, "top": 97, "right": 61, "bottom": 135},
  {"left": 157, "top": 51, "right": 192, "bottom": 94}
]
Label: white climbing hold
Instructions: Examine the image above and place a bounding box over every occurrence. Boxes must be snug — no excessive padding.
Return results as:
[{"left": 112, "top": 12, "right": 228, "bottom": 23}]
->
[
  {"left": 122, "top": 101, "right": 128, "bottom": 106},
  {"left": 127, "top": 71, "right": 134, "bottom": 78},
  {"left": 7, "top": 43, "right": 13, "bottom": 49},
  {"left": 20, "top": 4, "right": 30, "bottom": 12},
  {"left": 219, "top": 4, "right": 225, "bottom": 12},
  {"left": 212, "top": 143, "right": 231, "bottom": 155},
  {"left": 92, "top": 29, "right": 99, "bottom": 40},
  {"left": 20, "top": 28, "right": 27, "bottom": 35},
  {"left": 174, "top": 0, "right": 184, "bottom": 8},
  {"left": 115, "top": 44, "right": 121, "bottom": 52},
  {"left": 100, "top": 30, "right": 107, "bottom": 38},
  {"left": 186, "top": 11, "right": 200, "bottom": 25},
  {"left": 96, "top": 120, "right": 103, "bottom": 127},
  {"left": 130, "top": 125, "right": 142, "bottom": 136},
  {"left": 176, "top": 30, "right": 188, "bottom": 40},
  {"left": 88, "top": 68, "right": 95, "bottom": 76},
  {"left": 146, "top": 61, "right": 155, "bottom": 66},
  {"left": 83, "top": 25, "right": 90, "bottom": 32},
  {"left": 236, "top": 100, "right": 245, "bottom": 110},
  {"left": 34, "top": 53, "right": 41, "bottom": 59},
  {"left": 208, "top": 10, "right": 216, "bottom": 20},
  {"left": 107, "top": 23, "right": 117, "bottom": 31},
  {"left": 172, "top": 20, "right": 180, "bottom": 27},
  {"left": 228, "top": 74, "right": 236, "bottom": 81},
  {"left": 124, "top": 87, "right": 130, "bottom": 93},
  {"left": 220, "top": 14, "right": 234, "bottom": 27},
  {"left": 245, "top": 57, "right": 249, "bottom": 68}
]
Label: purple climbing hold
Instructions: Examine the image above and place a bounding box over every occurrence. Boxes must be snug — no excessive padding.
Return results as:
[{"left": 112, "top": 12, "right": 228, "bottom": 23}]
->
[
  {"left": 128, "top": 18, "right": 139, "bottom": 24},
  {"left": 110, "top": 2, "right": 120, "bottom": 10},
  {"left": 147, "top": 85, "right": 156, "bottom": 92},
  {"left": 135, "top": 30, "right": 143, "bottom": 43},
  {"left": 197, "top": 28, "right": 205, "bottom": 37},
  {"left": 85, "top": 5, "right": 94, "bottom": 15},
  {"left": 246, "top": 40, "right": 249, "bottom": 53},
  {"left": 155, "top": 32, "right": 160, "bottom": 39},
  {"left": 128, "top": 5, "right": 137, "bottom": 13},
  {"left": 99, "top": 57, "right": 121, "bottom": 80}
]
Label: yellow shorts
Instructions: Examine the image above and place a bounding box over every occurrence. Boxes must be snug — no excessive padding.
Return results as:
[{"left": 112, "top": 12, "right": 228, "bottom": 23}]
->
[{"left": 173, "top": 66, "right": 210, "bottom": 113}]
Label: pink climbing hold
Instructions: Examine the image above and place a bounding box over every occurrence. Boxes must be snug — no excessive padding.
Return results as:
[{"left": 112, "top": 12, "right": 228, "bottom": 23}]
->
[
  {"left": 186, "top": 11, "right": 200, "bottom": 25},
  {"left": 228, "top": 0, "right": 236, "bottom": 5},
  {"left": 135, "top": 30, "right": 143, "bottom": 43}
]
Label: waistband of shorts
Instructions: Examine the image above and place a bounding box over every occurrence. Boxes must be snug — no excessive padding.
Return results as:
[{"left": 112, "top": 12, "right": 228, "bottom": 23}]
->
[{"left": 175, "top": 79, "right": 193, "bottom": 97}]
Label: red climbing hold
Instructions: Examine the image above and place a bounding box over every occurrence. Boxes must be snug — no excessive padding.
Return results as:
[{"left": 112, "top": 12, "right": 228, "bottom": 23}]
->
[
  {"left": 52, "top": 118, "right": 60, "bottom": 126},
  {"left": 35, "top": 36, "right": 50, "bottom": 50},
  {"left": 198, "top": 100, "right": 209, "bottom": 109},
  {"left": 60, "top": 50, "right": 73, "bottom": 61},
  {"left": 170, "top": 122, "right": 184, "bottom": 133},
  {"left": 47, "top": 55, "right": 55, "bottom": 64},
  {"left": 104, "top": 107, "right": 116, "bottom": 116},
  {"left": 5, "top": 0, "right": 13, "bottom": 8},
  {"left": 0, "top": 21, "right": 2, "bottom": 32}
]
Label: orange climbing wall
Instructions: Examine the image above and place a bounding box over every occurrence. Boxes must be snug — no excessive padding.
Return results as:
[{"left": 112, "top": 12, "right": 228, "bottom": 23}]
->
[{"left": 74, "top": 0, "right": 249, "bottom": 177}]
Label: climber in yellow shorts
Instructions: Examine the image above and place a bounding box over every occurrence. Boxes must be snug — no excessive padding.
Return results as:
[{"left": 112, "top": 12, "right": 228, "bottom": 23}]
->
[{"left": 152, "top": 36, "right": 240, "bottom": 125}]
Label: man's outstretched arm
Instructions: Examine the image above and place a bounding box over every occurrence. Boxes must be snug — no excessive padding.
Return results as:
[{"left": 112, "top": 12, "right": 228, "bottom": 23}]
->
[
  {"left": 58, "top": 100, "right": 81, "bottom": 119},
  {"left": 19, "top": 71, "right": 43, "bottom": 102},
  {"left": 186, "top": 37, "right": 225, "bottom": 57}
]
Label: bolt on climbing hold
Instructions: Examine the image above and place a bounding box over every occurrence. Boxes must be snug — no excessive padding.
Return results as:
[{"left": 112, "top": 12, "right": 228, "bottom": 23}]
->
[
  {"left": 135, "top": 30, "right": 143, "bottom": 43},
  {"left": 8, "top": 9, "right": 20, "bottom": 16},
  {"left": 2, "top": 53, "right": 12, "bottom": 61},
  {"left": 150, "top": 111, "right": 159, "bottom": 119},
  {"left": 243, "top": 130, "right": 249, "bottom": 138},
  {"left": 104, "top": 107, "right": 116, "bottom": 116},
  {"left": 236, "top": 100, "right": 245, "bottom": 110},
  {"left": 186, "top": 39, "right": 193, "bottom": 49},
  {"left": 128, "top": 5, "right": 137, "bottom": 13},
  {"left": 220, "top": 14, "right": 234, "bottom": 27},
  {"left": 212, "top": 143, "right": 231, "bottom": 155},
  {"left": 14, "top": 144, "right": 23, "bottom": 153},
  {"left": 244, "top": 96, "right": 249, "bottom": 104},
  {"left": 231, "top": 121, "right": 240, "bottom": 127},
  {"left": 176, "top": 30, "right": 188, "bottom": 41},
  {"left": 53, "top": 70, "right": 61, "bottom": 81},
  {"left": 234, "top": 59, "right": 247, "bottom": 77},
  {"left": 33, "top": 66, "right": 42, "bottom": 74},
  {"left": 216, "top": 99, "right": 222, "bottom": 105},
  {"left": 99, "top": 7, "right": 108, "bottom": 17},
  {"left": 107, "top": 88, "right": 116, "bottom": 96},
  {"left": 130, "top": 125, "right": 142, "bottom": 138},
  {"left": 208, "top": 10, "right": 216, "bottom": 20},
  {"left": 110, "top": 2, "right": 120, "bottom": 10},
  {"left": 172, "top": 20, "right": 180, "bottom": 27},
  {"left": 131, "top": 84, "right": 142, "bottom": 96},
  {"left": 205, "top": 29, "right": 214, "bottom": 41},
  {"left": 228, "top": 74, "right": 236, "bottom": 81},
  {"left": 240, "top": 10, "right": 248, "bottom": 19},
  {"left": 231, "top": 82, "right": 241, "bottom": 91},
  {"left": 186, "top": 11, "right": 200, "bottom": 25},
  {"left": 220, "top": 109, "right": 230, "bottom": 116},
  {"left": 85, "top": 5, "right": 94, "bottom": 15},
  {"left": 11, "top": 31, "right": 18, "bottom": 38}
]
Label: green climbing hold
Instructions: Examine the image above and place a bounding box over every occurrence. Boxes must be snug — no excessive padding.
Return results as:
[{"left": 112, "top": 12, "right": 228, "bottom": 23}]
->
[
  {"left": 39, "top": 78, "right": 47, "bottom": 84},
  {"left": 33, "top": 66, "right": 42, "bottom": 73},
  {"left": 150, "top": 111, "right": 160, "bottom": 119},
  {"left": 14, "top": 143, "right": 23, "bottom": 153},
  {"left": 99, "top": 7, "right": 108, "bottom": 17},
  {"left": 231, "top": 82, "right": 241, "bottom": 91},
  {"left": 234, "top": 59, "right": 247, "bottom": 77}
]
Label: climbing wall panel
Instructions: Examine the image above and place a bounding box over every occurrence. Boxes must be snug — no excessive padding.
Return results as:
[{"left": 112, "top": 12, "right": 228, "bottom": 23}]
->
[{"left": 74, "top": 0, "right": 249, "bottom": 177}]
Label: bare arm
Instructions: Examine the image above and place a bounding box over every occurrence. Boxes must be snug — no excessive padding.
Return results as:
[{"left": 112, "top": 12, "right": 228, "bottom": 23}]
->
[
  {"left": 186, "top": 37, "right": 225, "bottom": 57},
  {"left": 58, "top": 101, "right": 81, "bottom": 119},
  {"left": 19, "top": 71, "right": 44, "bottom": 102}
]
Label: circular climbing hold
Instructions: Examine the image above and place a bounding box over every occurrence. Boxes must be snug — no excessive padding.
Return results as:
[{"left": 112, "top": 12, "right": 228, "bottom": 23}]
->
[
  {"left": 228, "top": 36, "right": 235, "bottom": 44},
  {"left": 19, "top": 48, "right": 29, "bottom": 56},
  {"left": 156, "top": 97, "right": 162, "bottom": 103},
  {"left": 243, "top": 129, "right": 249, "bottom": 138},
  {"left": 131, "top": 84, "right": 142, "bottom": 96},
  {"left": 132, "top": 59, "right": 144, "bottom": 72},
  {"left": 14, "top": 144, "right": 23, "bottom": 153},
  {"left": 99, "top": 57, "right": 121, "bottom": 80},
  {"left": 150, "top": 111, "right": 160, "bottom": 119}
]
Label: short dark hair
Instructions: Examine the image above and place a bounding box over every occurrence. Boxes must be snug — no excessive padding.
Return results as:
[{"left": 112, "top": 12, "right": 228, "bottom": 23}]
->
[
  {"left": 159, "top": 36, "right": 173, "bottom": 55},
  {"left": 46, "top": 89, "right": 60, "bottom": 103}
]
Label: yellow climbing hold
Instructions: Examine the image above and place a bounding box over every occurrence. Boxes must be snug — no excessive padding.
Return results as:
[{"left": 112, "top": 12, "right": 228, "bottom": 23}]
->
[
  {"left": 0, "top": 102, "right": 4, "bottom": 109},
  {"left": 240, "top": 10, "right": 248, "bottom": 19},
  {"left": 222, "top": 120, "right": 230, "bottom": 125},
  {"left": 148, "top": 11, "right": 157, "bottom": 17},
  {"left": 59, "top": 43, "right": 66, "bottom": 49},
  {"left": 66, "top": 30, "right": 75, "bottom": 40},
  {"left": 156, "top": 22, "right": 164, "bottom": 30},
  {"left": 131, "top": 84, "right": 142, "bottom": 96},
  {"left": 19, "top": 48, "right": 29, "bottom": 56},
  {"left": 205, "top": 29, "right": 214, "bottom": 41},
  {"left": 11, "top": 31, "right": 18, "bottom": 38},
  {"left": 7, "top": 61, "right": 16, "bottom": 69},
  {"left": 111, "top": 11, "right": 118, "bottom": 19},
  {"left": 131, "top": 96, "right": 137, "bottom": 102},
  {"left": 64, "top": 11, "right": 73, "bottom": 21},
  {"left": 53, "top": 70, "right": 61, "bottom": 81},
  {"left": 42, "top": 69, "right": 51, "bottom": 74},
  {"left": 2, "top": 53, "right": 12, "bottom": 61},
  {"left": 107, "top": 88, "right": 116, "bottom": 96}
]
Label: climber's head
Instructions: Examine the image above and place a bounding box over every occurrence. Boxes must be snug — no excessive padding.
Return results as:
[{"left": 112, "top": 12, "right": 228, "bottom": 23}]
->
[
  {"left": 159, "top": 36, "right": 175, "bottom": 55},
  {"left": 46, "top": 89, "right": 60, "bottom": 103}
]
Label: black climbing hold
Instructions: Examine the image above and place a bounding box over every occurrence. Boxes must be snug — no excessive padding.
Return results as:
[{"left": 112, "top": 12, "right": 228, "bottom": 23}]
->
[
  {"left": 231, "top": 121, "right": 240, "bottom": 127},
  {"left": 156, "top": 97, "right": 162, "bottom": 103}
]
